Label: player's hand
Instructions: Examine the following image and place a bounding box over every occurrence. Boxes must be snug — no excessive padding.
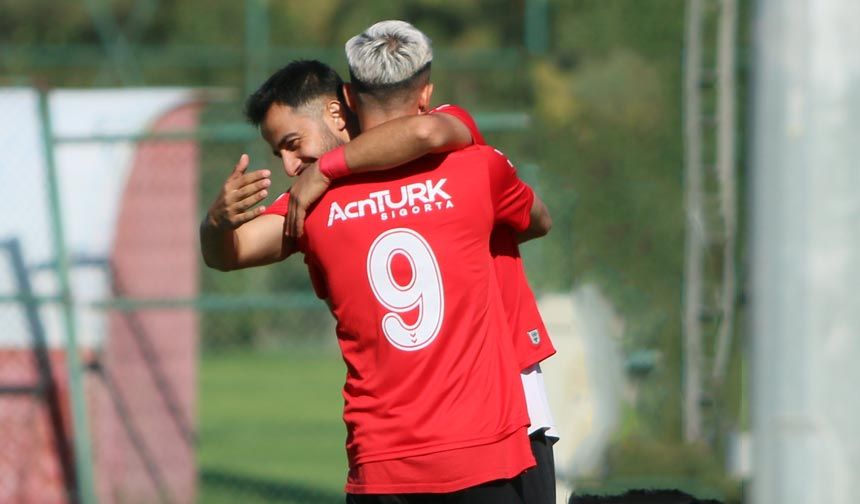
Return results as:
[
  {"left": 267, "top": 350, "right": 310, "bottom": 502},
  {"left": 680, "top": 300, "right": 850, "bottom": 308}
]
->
[
  {"left": 286, "top": 160, "right": 331, "bottom": 238},
  {"left": 206, "top": 154, "right": 271, "bottom": 230}
]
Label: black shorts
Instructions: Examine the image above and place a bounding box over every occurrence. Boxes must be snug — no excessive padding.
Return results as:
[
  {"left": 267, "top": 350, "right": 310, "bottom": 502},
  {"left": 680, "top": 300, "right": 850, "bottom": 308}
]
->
[
  {"left": 345, "top": 477, "right": 526, "bottom": 504},
  {"left": 520, "top": 430, "right": 557, "bottom": 504}
]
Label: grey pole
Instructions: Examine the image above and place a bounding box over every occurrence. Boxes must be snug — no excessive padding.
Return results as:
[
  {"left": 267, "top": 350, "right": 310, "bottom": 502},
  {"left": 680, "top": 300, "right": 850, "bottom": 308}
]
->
[
  {"left": 750, "top": 1, "right": 860, "bottom": 502},
  {"left": 712, "top": 0, "right": 738, "bottom": 386},
  {"left": 682, "top": 0, "right": 705, "bottom": 444}
]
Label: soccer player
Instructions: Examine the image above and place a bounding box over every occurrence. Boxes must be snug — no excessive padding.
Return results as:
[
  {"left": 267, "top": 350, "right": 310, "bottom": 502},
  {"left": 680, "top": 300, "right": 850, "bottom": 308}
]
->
[
  {"left": 202, "top": 59, "right": 550, "bottom": 500},
  {"left": 284, "top": 21, "right": 559, "bottom": 504},
  {"left": 201, "top": 32, "right": 556, "bottom": 504},
  {"left": 304, "top": 69, "right": 553, "bottom": 502}
]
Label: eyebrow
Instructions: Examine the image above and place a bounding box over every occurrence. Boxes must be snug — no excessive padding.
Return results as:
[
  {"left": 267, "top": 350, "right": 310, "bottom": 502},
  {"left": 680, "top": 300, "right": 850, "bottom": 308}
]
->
[{"left": 272, "top": 133, "right": 300, "bottom": 157}]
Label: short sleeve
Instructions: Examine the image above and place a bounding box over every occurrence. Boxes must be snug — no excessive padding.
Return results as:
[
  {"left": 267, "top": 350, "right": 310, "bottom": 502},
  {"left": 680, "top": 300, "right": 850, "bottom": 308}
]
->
[
  {"left": 429, "top": 104, "right": 486, "bottom": 145},
  {"left": 262, "top": 192, "right": 289, "bottom": 216},
  {"left": 486, "top": 148, "right": 535, "bottom": 232}
]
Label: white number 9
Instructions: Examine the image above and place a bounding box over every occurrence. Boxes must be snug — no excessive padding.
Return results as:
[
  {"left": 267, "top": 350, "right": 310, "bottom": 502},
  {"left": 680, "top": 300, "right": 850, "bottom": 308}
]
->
[{"left": 366, "top": 228, "right": 445, "bottom": 351}]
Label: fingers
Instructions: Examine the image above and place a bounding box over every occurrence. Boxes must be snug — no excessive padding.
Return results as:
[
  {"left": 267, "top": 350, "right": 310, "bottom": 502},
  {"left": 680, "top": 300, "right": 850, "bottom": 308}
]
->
[
  {"left": 287, "top": 203, "right": 306, "bottom": 238},
  {"left": 224, "top": 169, "right": 269, "bottom": 202},
  {"left": 286, "top": 193, "right": 309, "bottom": 238},
  {"left": 286, "top": 192, "right": 306, "bottom": 238},
  {"left": 230, "top": 206, "right": 267, "bottom": 227},
  {"left": 230, "top": 153, "right": 250, "bottom": 178},
  {"left": 235, "top": 188, "right": 268, "bottom": 212},
  {"left": 231, "top": 174, "right": 271, "bottom": 200},
  {"left": 283, "top": 165, "right": 331, "bottom": 237},
  {"left": 294, "top": 206, "right": 306, "bottom": 237},
  {"left": 286, "top": 194, "right": 298, "bottom": 237}
]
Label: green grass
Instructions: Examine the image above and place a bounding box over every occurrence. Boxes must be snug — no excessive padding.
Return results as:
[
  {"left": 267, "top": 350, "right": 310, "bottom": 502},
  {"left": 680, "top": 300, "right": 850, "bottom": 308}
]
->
[{"left": 197, "top": 350, "right": 348, "bottom": 502}]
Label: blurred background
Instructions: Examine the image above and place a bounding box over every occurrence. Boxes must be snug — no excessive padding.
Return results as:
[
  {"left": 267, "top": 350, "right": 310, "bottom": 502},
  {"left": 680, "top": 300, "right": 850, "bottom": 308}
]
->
[{"left": 1, "top": 1, "right": 858, "bottom": 503}]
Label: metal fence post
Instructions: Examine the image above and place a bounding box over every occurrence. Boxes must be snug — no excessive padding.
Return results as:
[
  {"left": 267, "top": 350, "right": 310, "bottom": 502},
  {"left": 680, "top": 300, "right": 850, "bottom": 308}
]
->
[
  {"left": 37, "top": 90, "right": 98, "bottom": 504},
  {"left": 244, "top": 0, "right": 270, "bottom": 99},
  {"left": 525, "top": 0, "right": 549, "bottom": 55}
]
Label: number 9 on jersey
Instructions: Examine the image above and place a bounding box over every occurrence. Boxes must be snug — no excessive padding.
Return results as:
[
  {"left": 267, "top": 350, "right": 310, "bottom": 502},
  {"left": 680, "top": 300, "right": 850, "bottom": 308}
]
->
[{"left": 366, "top": 228, "right": 445, "bottom": 351}]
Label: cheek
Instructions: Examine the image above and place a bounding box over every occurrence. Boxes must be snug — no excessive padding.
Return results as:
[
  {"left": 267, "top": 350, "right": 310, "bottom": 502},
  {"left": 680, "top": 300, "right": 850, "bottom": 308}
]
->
[{"left": 300, "top": 138, "right": 325, "bottom": 160}]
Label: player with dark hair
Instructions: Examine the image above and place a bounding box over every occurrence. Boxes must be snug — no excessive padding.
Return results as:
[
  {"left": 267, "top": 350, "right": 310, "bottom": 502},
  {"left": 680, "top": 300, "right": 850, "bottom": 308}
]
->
[
  {"left": 244, "top": 59, "right": 350, "bottom": 127},
  {"left": 201, "top": 26, "right": 555, "bottom": 504},
  {"left": 202, "top": 58, "right": 550, "bottom": 502}
]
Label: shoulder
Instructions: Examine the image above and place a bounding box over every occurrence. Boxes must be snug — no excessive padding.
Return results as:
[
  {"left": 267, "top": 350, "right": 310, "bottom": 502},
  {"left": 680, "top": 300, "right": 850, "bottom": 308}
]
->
[
  {"left": 436, "top": 144, "right": 493, "bottom": 168},
  {"left": 446, "top": 144, "right": 509, "bottom": 164},
  {"left": 262, "top": 192, "right": 290, "bottom": 217},
  {"left": 428, "top": 103, "right": 471, "bottom": 116},
  {"left": 428, "top": 104, "right": 485, "bottom": 145}
]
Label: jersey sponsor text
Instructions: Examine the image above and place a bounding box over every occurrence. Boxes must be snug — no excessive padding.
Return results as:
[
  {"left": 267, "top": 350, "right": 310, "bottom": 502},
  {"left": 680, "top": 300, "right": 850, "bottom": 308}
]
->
[{"left": 328, "top": 178, "right": 454, "bottom": 227}]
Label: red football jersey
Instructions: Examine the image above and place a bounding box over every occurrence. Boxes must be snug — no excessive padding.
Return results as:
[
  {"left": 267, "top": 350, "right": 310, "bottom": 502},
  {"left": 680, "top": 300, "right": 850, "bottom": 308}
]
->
[
  {"left": 299, "top": 145, "right": 534, "bottom": 492},
  {"left": 430, "top": 105, "right": 556, "bottom": 369},
  {"left": 266, "top": 105, "right": 556, "bottom": 368},
  {"left": 264, "top": 193, "right": 329, "bottom": 298},
  {"left": 263, "top": 191, "right": 289, "bottom": 215},
  {"left": 428, "top": 104, "right": 486, "bottom": 144}
]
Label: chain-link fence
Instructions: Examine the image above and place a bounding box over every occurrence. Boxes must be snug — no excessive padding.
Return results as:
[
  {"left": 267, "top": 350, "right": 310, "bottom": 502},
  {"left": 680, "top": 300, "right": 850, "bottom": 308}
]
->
[
  {"left": 0, "top": 1, "right": 747, "bottom": 503},
  {"left": 0, "top": 238, "right": 76, "bottom": 504}
]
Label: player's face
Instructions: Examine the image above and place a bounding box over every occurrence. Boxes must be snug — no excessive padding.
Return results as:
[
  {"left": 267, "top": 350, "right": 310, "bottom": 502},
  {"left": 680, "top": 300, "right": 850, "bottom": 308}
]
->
[{"left": 260, "top": 101, "right": 347, "bottom": 176}]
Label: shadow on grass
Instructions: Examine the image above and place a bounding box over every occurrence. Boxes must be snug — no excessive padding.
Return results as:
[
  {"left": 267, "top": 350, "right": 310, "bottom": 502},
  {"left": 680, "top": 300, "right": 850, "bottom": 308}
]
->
[{"left": 200, "top": 467, "right": 343, "bottom": 504}]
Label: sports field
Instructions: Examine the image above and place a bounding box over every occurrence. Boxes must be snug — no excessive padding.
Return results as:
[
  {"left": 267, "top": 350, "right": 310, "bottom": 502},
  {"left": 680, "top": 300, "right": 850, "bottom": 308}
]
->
[{"left": 197, "top": 350, "right": 347, "bottom": 503}]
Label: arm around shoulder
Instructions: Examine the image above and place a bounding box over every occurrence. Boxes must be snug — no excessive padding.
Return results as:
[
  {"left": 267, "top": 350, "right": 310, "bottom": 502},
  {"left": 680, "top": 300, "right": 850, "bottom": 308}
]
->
[
  {"left": 407, "top": 113, "right": 474, "bottom": 153},
  {"left": 340, "top": 113, "right": 474, "bottom": 174}
]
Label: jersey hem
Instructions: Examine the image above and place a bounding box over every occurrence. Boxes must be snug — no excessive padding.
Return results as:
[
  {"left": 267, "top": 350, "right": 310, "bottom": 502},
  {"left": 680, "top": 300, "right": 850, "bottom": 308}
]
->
[
  {"left": 347, "top": 417, "right": 529, "bottom": 466},
  {"left": 344, "top": 462, "right": 533, "bottom": 494},
  {"left": 344, "top": 428, "right": 535, "bottom": 494},
  {"left": 517, "top": 346, "right": 557, "bottom": 370}
]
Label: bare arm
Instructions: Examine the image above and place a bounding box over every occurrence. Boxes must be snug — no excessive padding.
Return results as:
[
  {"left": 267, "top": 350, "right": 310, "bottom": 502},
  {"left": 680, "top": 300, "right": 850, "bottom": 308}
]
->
[
  {"left": 200, "top": 154, "right": 297, "bottom": 271},
  {"left": 342, "top": 112, "right": 473, "bottom": 173},
  {"left": 517, "top": 193, "right": 553, "bottom": 244},
  {"left": 285, "top": 113, "right": 473, "bottom": 237}
]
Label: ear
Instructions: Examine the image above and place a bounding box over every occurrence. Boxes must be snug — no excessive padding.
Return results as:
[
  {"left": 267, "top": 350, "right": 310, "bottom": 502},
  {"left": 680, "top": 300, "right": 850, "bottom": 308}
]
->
[
  {"left": 325, "top": 98, "right": 349, "bottom": 132},
  {"left": 343, "top": 83, "right": 359, "bottom": 115},
  {"left": 417, "top": 82, "right": 434, "bottom": 113}
]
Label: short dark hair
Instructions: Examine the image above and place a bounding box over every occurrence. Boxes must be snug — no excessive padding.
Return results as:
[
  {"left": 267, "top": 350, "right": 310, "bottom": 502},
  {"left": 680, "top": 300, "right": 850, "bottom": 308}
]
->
[
  {"left": 349, "top": 63, "right": 431, "bottom": 105},
  {"left": 244, "top": 60, "right": 344, "bottom": 126}
]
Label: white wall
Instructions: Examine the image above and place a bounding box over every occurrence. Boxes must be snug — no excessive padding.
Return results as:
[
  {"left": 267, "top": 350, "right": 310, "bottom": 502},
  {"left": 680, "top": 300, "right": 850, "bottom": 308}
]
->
[{"left": 0, "top": 88, "right": 194, "bottom": 348}]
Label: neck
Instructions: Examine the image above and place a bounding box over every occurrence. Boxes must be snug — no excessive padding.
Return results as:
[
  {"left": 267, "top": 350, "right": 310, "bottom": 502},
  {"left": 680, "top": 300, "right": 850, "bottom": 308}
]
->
[{"left": 358, "top": 105, "right": 414, "bottom": 130}]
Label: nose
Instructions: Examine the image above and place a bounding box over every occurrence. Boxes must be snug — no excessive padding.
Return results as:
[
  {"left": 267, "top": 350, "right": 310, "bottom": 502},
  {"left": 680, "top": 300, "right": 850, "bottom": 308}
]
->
[{"left": 281, "top": 152, "right": 302, "bottom": 177}]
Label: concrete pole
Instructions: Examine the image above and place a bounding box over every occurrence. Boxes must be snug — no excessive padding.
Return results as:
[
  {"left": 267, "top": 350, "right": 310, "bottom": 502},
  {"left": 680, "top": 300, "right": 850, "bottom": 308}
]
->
[
  {"left": 750, "top": 1, "right": 860, "bottom": 503},
  {"left": 712, "top": 0, "right": 738, "bottom": 385},
  {"left": 682, "top": 0, "right": 705, "bottom": 443}
]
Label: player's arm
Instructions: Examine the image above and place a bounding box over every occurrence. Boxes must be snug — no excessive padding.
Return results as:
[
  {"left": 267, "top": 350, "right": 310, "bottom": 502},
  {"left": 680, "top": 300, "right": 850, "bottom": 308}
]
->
[
  {"left": 518, "top": 194, "right": 552, "bottom": 244},
  {"left": 285, "top": 111, "right": 474, "bottom": 237},
  {"left": 488, "top": 147, "right": 552, "bottom": 242},
  {"left": 200, "top": 154, "right": 298, "bottom": 271},
  {"left": 338, "top": 112, "right": 474, "bottom": 173}
]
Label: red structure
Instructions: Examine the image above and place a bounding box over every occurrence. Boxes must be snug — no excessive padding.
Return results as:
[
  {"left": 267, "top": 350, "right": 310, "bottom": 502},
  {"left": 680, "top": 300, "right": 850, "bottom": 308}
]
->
[
  {"left": 0, "top": 101, "right": 201, "bottom": 504},
  {"left": 93, "top": 102, "right": 201, "bottom": 504}
]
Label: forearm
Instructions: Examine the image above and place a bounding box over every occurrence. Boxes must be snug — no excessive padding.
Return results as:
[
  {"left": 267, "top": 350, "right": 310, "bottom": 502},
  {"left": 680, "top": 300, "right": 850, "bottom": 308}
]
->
[
  {"left": 517, "top": 227, "right": 545, "bottom": 245},
  {"left": 199, "top": 215, "right": 239, "bottom": 271},
  {"left": 518, "top": 196, "right": 552, "bottom": 244},
  {"left": 341, "top": 114, "right": 472, "bottom": 174}
]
